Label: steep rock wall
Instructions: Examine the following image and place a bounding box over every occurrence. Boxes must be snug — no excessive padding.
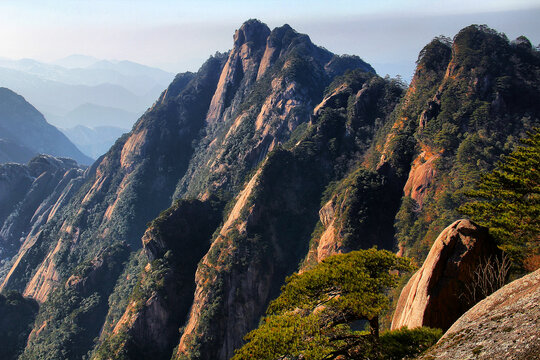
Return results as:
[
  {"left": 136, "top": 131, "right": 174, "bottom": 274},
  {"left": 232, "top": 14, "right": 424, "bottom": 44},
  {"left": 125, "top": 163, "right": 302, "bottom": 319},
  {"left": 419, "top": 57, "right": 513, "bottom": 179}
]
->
[
  {"left": 93, "top": 198, "right": 223, "bottom": 360},
  {"left": 174, "top": 72, "right": 402, "bottom": 360},
  {"left": 1, "top": 55, "right": 225, "bottom": 302}
]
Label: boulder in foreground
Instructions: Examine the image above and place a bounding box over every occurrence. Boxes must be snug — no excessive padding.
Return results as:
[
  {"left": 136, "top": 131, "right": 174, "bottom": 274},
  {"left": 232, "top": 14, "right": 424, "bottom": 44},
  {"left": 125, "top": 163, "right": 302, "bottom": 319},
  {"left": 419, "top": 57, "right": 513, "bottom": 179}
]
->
[{"left": 391, "top": 219, "right": 501, "bottom": 331}]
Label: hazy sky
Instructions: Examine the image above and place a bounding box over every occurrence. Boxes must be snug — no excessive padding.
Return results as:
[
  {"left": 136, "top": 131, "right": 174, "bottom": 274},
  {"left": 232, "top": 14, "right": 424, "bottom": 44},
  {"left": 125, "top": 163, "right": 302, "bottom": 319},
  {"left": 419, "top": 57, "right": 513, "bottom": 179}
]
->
[{"left": 1, "top": 0, "right": 540, "bottom": 80}]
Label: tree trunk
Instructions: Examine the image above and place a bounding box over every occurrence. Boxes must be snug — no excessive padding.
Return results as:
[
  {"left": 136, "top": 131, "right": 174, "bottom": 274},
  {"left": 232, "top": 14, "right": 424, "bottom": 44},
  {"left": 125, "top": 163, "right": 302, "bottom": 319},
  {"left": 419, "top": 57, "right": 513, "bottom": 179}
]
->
[{"left": 369, "top": 316, "right": 379, "bottom": 338}]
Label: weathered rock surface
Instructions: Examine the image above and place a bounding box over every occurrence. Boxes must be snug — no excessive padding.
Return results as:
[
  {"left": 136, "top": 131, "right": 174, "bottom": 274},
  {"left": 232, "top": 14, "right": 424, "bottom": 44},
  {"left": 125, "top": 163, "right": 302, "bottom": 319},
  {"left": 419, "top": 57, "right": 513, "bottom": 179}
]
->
[
  {"left": 64, "top": 248, "right": 122, "bottom": 295},
  {"left": 403, "top": 145, "right": 439, "bottom": 209},
  {"left": 175, "top": 21, "right": 374, "bottom": 199},
  {"left": 4, "top": 21, "right": 537, "bottom": 360},
  {"left": 302, "top": 76, "right": 406, "bottom": 268},
  {"left": 1, "top": 20, "right": 376, "bottom": 359},
  {"left": 174, "top": 72, "right": 402, "bottom": 360},
  {"left": 419, "top": 268, "right": 540, "bottom": 360},
  {"left": 1, "top": 54, "right": 225, "bottom": 302},
  {"left": 206, "top": 19, "right": 270, "bottom": 124},
  {"left": 391, "top": 219, "right": 501, "bottom": 331}
]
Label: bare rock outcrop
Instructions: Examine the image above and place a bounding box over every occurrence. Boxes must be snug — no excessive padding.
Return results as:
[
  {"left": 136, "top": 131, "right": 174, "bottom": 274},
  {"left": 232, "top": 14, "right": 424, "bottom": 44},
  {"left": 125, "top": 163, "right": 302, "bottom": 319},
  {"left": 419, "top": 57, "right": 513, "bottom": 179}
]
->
[
  {"left": 403, "top": 146, "right": 439, "bottom": 209},
  {"left": 1, "top": 54, "right": 225, "bottom": 302},
  {"left": 206, "top": 19, "right": 270, "bottom": 124},
  {"left": 419, "top": 268, "right": 540, "bottom": 359},
  {"left": 391, "top": 219, "right": 501, "bottom": 331}
]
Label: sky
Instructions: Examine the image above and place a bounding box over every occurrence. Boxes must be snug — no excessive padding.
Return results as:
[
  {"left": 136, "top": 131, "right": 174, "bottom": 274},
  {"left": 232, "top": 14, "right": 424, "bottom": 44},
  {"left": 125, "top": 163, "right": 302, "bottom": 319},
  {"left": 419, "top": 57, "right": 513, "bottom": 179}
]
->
[{"left": 1, "top": 0, "right": 540, "bottom": 80}]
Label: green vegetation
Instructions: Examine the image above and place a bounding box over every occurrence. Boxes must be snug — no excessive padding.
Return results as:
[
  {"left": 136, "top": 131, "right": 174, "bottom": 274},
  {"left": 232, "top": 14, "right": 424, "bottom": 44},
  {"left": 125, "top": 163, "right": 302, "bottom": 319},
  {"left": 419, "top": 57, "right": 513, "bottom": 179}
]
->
[
  {"left": 177, "top": 37, "right": 330, "bottom": 200},
  {"left": 460, "top": 129, "right": 540, "bottom": 270},
  {"left": 362, "top": 35, "right": 450, "bottom": 179},
  {"left": 392, "top": 26, "right": 540, "bottom": 263},
  {"left": 20, "top": 244, "right": 129, "bottom": 360},
  {"left": 178, "top": 69, "right": 406, "bottom": 358},
  {"left": 329, "top": 168, "right": 396, "bottom": 250},
  {"left": 94, "top": 197, "right": 224, "bottom": 360},
  {"left": 96, "top": 250, "right": 146, "bottom": 342},
  {"left": 93, "top": 257, "right": 173, "bottom": 360},
  {"left": 379, "top": 327, "right": 443, "bottom": 360},
  {"left": 233, "top": 249, "right": 440, "bottom": 360},
  {"left": 0, "top": 291, "right": 39, "bottom": 360},
  {"left": 3, "top": 54, "right": 227, "bottom": 359},
  {"left": 4, "top": 22, "right": 540, "bottom": 360}
]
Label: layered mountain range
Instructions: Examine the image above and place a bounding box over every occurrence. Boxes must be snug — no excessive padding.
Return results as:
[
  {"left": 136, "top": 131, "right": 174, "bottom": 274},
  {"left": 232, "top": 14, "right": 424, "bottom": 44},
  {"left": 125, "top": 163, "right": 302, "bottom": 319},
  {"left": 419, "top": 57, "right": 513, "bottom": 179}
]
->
[
  {"left": 0, "top": 88, "right": 93, "bottom": 165},
  {"left": 0, "top": 56, "right": 173, "bottom": 125},
  {"left": 0, "top": 20, "right": 538, "bottom": 360},
  {"left": 0, "top": 56, "right": 175, "bottom": 158}
]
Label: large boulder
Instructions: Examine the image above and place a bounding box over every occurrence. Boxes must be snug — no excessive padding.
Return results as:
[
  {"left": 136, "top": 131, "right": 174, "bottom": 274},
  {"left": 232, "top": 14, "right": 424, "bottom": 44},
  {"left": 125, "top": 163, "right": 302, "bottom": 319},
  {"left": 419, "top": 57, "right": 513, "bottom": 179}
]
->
[
  {"left": 419, "top": 268, "right": 540, "bottom": 359},
  {"left": 391, "top": 219, "right": 501, "bottom": 331}
]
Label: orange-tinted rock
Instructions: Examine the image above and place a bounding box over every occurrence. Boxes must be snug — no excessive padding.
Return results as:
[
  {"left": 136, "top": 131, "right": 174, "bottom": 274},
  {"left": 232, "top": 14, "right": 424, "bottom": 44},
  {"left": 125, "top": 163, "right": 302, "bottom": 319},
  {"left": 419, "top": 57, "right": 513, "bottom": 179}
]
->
[
  {"left": 403, "top": 150, "right": 438, "bottom": 209},
  {"left": 391, "top": 219, "right": 501, "bottom": 331}
]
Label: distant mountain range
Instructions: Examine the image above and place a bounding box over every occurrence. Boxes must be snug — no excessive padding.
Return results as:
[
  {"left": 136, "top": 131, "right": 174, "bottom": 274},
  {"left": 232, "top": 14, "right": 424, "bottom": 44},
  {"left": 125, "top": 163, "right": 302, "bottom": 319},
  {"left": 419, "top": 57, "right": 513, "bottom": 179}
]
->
[
  {"left": 0, "top": 56, "right": 173, "bottom": 98},
  {"left": 52, "top": 54, "right": 101, "bottom": 68},
  {"left": 0, "top": 56, "right": 173, "bottom": 158},
  {"left": 61, "top": 125, "right": 127, "bottom": 159},
  {"left": 0, "top": 87, "right": 93, "bottom": 165},
  {"left": 54, "top": 103, "right": 136, "bottom": 130}
]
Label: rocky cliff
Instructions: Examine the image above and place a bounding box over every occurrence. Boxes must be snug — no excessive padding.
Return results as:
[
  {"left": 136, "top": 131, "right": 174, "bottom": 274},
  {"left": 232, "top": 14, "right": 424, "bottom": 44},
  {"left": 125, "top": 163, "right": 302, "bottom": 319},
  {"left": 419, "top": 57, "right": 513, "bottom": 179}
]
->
[
  {"left": 419, "top": 268, "right": 540, "bottom": 359},
  {"left": 0, "top": 57, "right": 222, "bottom": 301},
  {"left": 175, "top": 20, "right": 374, "bottom": 199},
  {"left": 174, "top": 70, "right": 402, "bottom": 360},
  {"left": 0, "top": 54, "right": 225, "bottom": 358},
  {"left": 93, "top": 198, "right": 223, "bottom": 360},
  {"left": 0, "top": 20, "right": 380, "bottom": 360},
  {"left": 379, "top": 26, "right": 540, "bottom": 264}
]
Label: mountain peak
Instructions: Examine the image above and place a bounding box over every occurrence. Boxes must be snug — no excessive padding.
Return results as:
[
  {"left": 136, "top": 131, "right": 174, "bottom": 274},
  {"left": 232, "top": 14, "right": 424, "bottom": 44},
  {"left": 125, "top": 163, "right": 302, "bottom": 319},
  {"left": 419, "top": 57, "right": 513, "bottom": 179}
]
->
[{"left": 234, "top": 19, "right": 270, "bottom": 47}]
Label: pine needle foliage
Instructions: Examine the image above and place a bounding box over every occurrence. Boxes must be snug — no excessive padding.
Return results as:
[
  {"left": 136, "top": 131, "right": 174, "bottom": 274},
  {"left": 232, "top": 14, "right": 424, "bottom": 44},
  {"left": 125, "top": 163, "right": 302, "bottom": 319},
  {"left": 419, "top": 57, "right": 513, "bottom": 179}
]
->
[
  {"left": 460, "top": 128, "right": 540, "bottom": 269},
  {"left": 232, "top": 249, "right": 415, "bottom": 360}
]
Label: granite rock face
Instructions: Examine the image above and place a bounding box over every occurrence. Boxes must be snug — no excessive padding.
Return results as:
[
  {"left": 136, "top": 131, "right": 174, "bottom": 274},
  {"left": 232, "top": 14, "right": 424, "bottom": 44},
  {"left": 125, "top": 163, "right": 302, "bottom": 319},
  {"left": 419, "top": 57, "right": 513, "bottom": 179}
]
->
[
  {"left": 419, "top": 268, "right": 540, "bottom": 360},
  {"left": 391, "top": 219, "right": 501, "bottom": 331}
]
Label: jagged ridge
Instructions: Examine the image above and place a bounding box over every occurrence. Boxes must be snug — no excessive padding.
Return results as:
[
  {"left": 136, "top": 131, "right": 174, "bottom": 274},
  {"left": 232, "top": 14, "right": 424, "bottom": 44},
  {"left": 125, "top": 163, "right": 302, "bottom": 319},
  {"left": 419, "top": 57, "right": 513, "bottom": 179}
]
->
[{"left": 0, "top": 21, "right": 538, "bottom": 360}]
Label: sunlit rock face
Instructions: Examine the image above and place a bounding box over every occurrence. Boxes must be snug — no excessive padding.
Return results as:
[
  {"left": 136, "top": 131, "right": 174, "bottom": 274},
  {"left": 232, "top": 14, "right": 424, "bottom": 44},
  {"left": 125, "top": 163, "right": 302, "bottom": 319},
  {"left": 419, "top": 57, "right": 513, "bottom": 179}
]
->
[{"left": 391, "top": 219, "right": 501, "bottom": 331}]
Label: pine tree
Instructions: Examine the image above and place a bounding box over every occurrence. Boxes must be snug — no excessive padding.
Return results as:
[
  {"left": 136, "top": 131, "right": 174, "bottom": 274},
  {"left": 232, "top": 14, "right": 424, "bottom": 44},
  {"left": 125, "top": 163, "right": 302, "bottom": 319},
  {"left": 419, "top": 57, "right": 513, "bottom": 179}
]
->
[
  {"left": 231, "top": 249, "right": 442, "bottom": 360},
  {"left": 460, "top": 128, "right": 540, "bottom": 270}
]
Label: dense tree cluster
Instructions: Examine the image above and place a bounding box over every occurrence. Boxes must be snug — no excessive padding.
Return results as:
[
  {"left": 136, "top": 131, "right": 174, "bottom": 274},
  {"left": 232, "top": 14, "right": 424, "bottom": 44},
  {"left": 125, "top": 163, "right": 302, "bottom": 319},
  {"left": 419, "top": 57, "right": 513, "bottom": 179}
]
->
[{"left": 460, "top": 129, "right": 540, "bottom": 270}]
